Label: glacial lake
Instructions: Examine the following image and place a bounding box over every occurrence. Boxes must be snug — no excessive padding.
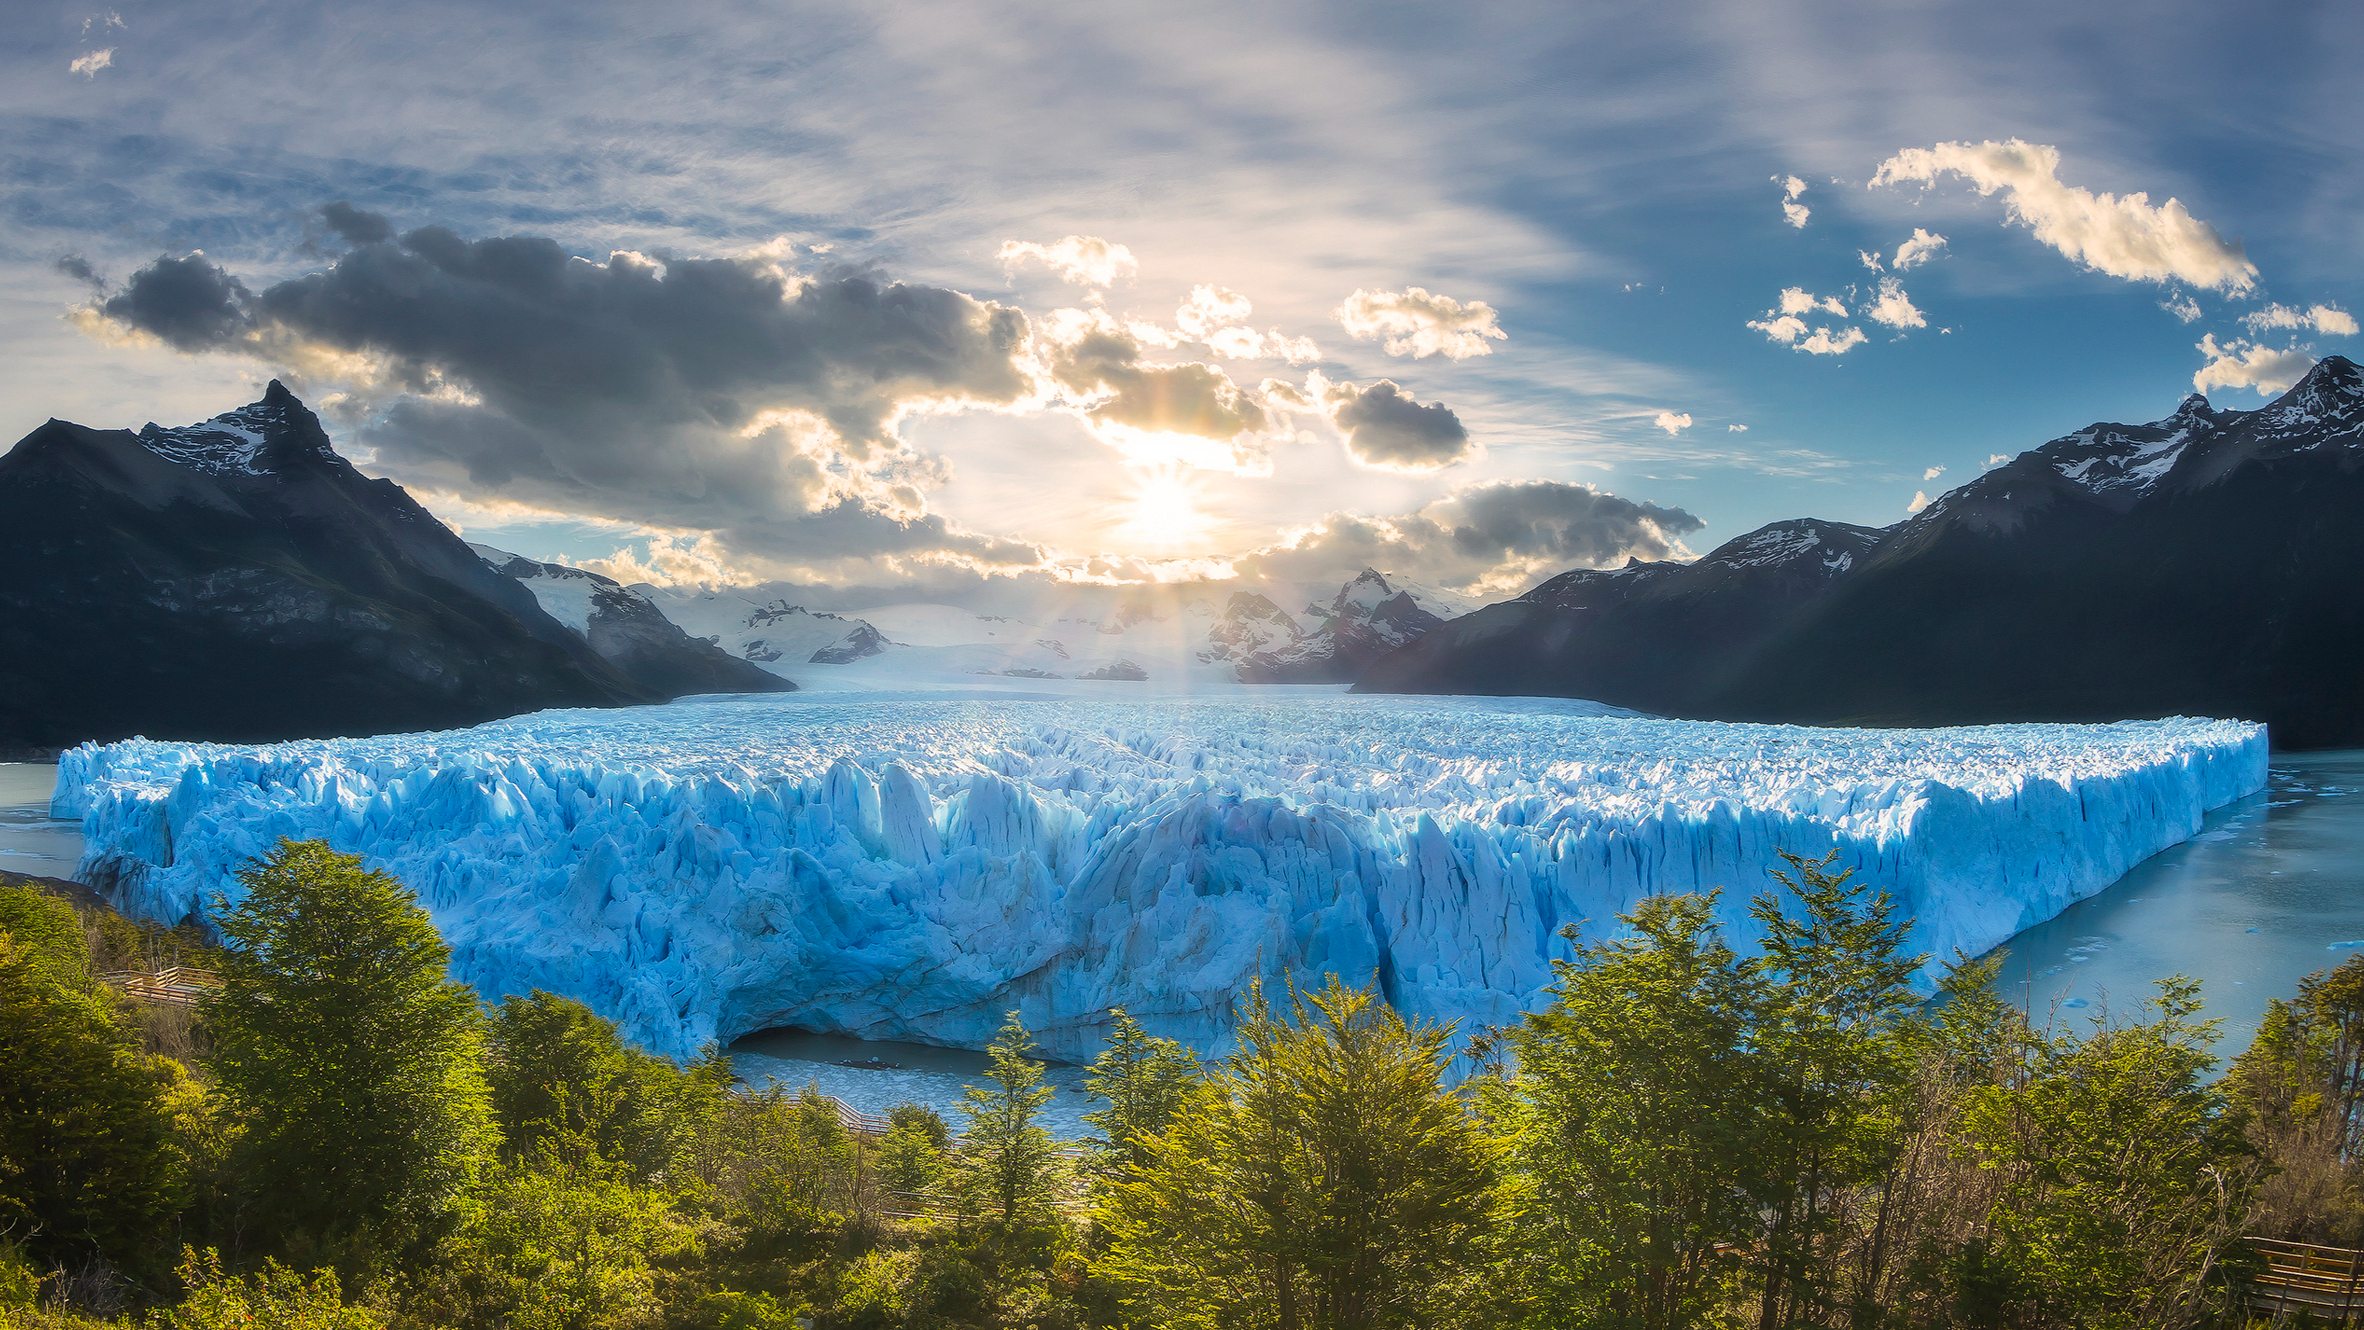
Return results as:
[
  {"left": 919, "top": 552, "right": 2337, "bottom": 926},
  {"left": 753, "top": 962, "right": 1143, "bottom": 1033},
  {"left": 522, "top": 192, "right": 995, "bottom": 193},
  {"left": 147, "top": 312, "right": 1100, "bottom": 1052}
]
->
[{"left": 13, "top": 750, "right": 2364, "bottom": 1128}]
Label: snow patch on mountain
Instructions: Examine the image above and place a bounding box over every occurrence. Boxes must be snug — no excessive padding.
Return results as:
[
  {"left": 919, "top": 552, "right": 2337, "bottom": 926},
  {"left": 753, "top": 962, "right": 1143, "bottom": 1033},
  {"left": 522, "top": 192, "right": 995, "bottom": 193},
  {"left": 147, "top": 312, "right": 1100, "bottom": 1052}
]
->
[{"left": 57, "top": 695, "right": 2265, "bottom": 1063}]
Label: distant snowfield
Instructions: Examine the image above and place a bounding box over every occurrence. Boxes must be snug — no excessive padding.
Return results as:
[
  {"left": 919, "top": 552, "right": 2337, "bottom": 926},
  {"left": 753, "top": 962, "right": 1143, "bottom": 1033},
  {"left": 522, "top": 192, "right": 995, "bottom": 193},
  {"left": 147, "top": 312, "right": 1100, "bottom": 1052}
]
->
[{"left": 56, "top": 691, "right": 2266, "bottom": 1062}]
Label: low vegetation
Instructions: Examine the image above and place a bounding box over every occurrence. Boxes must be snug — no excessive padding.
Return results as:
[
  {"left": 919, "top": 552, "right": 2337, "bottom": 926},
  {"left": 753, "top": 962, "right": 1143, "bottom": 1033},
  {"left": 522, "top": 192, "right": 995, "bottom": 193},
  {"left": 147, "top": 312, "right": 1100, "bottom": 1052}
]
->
[{"left": 0, "top": 841, "right": 2351, "bottom": 1327}]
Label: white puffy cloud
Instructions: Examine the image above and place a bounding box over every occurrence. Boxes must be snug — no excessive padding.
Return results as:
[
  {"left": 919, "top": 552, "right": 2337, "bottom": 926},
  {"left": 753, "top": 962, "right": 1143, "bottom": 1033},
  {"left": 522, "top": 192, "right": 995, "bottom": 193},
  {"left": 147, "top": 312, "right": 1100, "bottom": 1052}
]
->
[
  {"left": 1775, "top": 174, "right": 1810, "bottom": 228},
  {"left": 69, "top": 48, "right": 114, "bottom": 77},
  {"left": 1872, "top": 139, "right": 2256, "bottom": 293},
  {"left": 1778, "top": 287, "right": 1847, "bottom": 317},
  {"left": 1175, "top": 284, "right": 1253, "bottom": 337},
  {"left": 1986, "top": 454, "right": 2010, "bottom": 467},
  {"left": 1653, "top": 411, "right": 1692, "bottom": 435},
  {"left": 1749, "top": 291, "right": 1864, "bottom": 355},
  {"left": 1859, "top": 250, "right": 1884, "bottom": 273},
  {"left": 997, "top": 234, "right": 1139, "bottom": 288},
  {"left": 2243, "top": 303, "right": 2359, "bottom": 337},
  {"left": 1922, "top": 465, "right": 1946, "bottom": 481},
  {"left": 1728, "top": 424, "right": 1749, "bottom": 432},
  {"left": 1892, "top": 228, "right": 1948, "bottom": 270},
  {"left": 1865, "top": 277, "right": 1926, "bottom": 330},
  {"left": 2193, "top": 334, "right": 2315, "bottom": 397},
  {"left": 2161, "top": 293, "right": 2203, "bottom": 324},
  {"left": 1907, "top": 491, "right": 1931, "bottom": 515},
  {"left": 1338, "top": 286, "right": 1507, "bottom": 360},
  {"left": 1798, "top": 327, "right": 1867, "bottom": 356},
  {"left": 1320, "top": 378, "right": 1473, "bottom": 472}
]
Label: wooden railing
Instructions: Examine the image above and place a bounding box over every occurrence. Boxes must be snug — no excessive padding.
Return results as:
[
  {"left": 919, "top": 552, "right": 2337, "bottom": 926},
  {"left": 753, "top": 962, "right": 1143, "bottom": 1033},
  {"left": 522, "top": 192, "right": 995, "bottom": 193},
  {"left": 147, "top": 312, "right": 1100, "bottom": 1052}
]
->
[
  {"left": 96, "top": 966, "right": 220, "bottom": 1008},
  {"left": 2246, "top": 1237, "right": 2364, "bottom": 1323}
]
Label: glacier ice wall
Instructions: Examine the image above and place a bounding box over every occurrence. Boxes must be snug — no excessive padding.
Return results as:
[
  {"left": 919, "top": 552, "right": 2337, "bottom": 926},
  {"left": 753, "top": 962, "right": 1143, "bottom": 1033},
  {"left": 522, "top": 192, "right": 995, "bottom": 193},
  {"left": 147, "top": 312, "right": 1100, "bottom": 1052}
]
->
[{"left": 56, "top": 692, "right": 2267, "bottom": 1062}]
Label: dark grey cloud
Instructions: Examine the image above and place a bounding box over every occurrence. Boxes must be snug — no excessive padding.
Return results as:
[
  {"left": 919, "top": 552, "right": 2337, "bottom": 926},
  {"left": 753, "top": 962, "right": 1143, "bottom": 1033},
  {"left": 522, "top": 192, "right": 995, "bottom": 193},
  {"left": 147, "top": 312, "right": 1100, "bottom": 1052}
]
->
[
  {"left": 1322, "top": 378, "right": 1472, "bottom": 471},
  {"left": 90, "top": 223, "right": 1043, "bottom": 574},
  {"left": 318, "top": 201, "right": 394, "bottom": 246},
  {"left": 52, "top": 254, "right": 100, "bottom": 286},
  {"left": 100, "top": 253, "right": 254, "bottom": 352},
  {"left": 1242, "top": 479, "right": 1703, "bottom": 592},
  {"left": 1045, "top": 319, "right": 1267, "bottom": 439}
]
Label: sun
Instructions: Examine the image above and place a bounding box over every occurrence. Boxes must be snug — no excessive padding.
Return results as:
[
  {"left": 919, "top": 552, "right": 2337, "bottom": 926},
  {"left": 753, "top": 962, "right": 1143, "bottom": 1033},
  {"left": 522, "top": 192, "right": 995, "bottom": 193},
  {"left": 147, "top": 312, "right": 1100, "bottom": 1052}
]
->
[{"left": 1121, "top": 468, "right": 1207, "bottom": 550}]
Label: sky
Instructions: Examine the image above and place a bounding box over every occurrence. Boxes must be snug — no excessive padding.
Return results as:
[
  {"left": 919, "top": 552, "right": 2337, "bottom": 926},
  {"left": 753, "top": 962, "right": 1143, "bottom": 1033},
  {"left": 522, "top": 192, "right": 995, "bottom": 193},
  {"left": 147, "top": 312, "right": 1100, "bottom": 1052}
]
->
[{"left": 4, "top": 0, "right": 2360, "bottom": 606}]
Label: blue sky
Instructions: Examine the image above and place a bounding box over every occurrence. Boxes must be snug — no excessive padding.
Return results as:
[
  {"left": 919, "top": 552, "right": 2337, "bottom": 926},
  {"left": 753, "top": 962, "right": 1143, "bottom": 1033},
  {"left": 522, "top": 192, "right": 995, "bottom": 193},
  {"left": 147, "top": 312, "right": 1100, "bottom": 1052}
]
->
[{"left": 4, "top": 0, "right": 2358, "bottom": 601}]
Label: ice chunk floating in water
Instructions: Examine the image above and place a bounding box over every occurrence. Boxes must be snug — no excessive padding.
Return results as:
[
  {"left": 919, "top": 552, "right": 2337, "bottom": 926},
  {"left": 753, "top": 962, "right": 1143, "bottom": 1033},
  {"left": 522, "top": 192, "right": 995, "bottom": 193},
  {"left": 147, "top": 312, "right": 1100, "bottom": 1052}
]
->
[{"left": 55, "top": 693, "right": 2266, "bottom": 1062}]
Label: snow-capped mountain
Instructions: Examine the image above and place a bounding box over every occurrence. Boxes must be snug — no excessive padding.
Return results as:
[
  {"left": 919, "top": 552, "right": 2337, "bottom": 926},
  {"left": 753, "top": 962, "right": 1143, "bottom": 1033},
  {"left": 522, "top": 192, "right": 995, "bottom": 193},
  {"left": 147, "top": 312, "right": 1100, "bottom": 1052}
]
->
[
  {"left": 1362, "top": 356, "right": 2364, "bottom": 748},
  {"left": 468, "top": 548, "right": 789, "bottom": 699},
  {"left": 0, "top": 382, "right": 776, "bottom": 750},
  {"left": 639, "top": 572, "right": 1466, "bottom": 687}
]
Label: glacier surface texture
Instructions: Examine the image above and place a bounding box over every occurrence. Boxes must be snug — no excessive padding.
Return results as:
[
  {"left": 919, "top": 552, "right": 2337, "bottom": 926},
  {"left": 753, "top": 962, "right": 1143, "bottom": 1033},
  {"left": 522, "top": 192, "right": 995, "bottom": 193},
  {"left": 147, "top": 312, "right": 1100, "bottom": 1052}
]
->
[{"left": 56, "top": 693, "right": 2267, "bottom": 1062}]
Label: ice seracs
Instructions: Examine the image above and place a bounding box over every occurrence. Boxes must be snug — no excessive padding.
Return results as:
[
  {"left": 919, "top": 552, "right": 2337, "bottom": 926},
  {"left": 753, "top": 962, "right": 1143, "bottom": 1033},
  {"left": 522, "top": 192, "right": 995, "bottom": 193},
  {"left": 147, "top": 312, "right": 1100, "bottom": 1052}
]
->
[{"left": 58, "top": 694, "right": 2265, "bottom": 1064}]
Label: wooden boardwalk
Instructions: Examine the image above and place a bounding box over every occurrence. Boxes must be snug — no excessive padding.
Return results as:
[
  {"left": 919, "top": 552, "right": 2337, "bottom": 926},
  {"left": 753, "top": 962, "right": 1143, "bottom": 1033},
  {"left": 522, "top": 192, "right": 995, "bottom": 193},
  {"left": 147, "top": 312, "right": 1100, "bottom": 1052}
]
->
[
  {"left": 2247, "top": 1237, "right": 2364, "bottom": 1324},
  {"left": 96, "top": 966, "right": 219, "bottom": 1007}
]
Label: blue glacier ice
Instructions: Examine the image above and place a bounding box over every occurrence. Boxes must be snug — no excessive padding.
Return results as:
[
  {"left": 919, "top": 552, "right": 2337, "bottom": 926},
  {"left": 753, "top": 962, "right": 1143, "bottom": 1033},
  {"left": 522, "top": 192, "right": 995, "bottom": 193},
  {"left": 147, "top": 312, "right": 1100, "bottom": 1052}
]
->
[{"left": 54, "top": 691, "right": 2267, "bottom": 1062}]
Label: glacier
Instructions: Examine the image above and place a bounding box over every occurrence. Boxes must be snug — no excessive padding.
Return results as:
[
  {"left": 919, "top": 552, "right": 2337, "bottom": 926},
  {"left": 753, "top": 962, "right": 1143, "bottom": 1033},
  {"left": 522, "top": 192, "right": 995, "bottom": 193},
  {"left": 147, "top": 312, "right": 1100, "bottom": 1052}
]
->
[{"left": 54, "top": 690, "right": 2267, "bottom": 1063}]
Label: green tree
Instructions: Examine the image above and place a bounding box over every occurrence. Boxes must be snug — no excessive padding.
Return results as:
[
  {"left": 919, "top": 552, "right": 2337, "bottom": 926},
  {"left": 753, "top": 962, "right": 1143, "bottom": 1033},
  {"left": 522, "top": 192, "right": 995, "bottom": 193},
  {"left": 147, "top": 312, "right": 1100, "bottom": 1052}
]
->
[
  {"left": 1098, "top": 976, "right": 1496, "bottom": 1330},
  {"left": 1082, "top": 1009, "right": 1200, "bottom": 1173},
  {"left": 1496, "top": 893, "right": 1761, "bottom": 1330},
  {"left": 415, "top": 1147, "right": 695, "bottom": 1330},
  {"left": 1953, "top": 976, "right": 2257, "bottom": 1330},
  {"left": 0, "top": 924, "right": 185, "bottom": 1277},
  {"left": 148, "top": 1246, "right": 385, "bottom": 1330},
  {"left": 485, "top": 989, "right": 729, "bottom": 1181},
  {"left": 1743, "top": 851, "right": 1923, "bottom": 1329},
  {"left": 879, "top": 1103, "right": 950, "bottom": 1201},
  {"left": 958, "top": 1013, "right": 1060, "bottom": 1228},
  {"left": 205, "top": 839, "right": 494, "bottom": 1276}
]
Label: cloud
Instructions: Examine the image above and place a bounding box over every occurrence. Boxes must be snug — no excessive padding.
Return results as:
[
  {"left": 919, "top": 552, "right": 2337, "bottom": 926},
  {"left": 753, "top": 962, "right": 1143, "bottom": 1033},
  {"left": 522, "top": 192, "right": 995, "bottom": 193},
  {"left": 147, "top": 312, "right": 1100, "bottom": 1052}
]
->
[
  {"left": 1871, "top": 139, "right": 2257, "bottom": 293},
  {"left": 1891, "top": 228, "right": 1948, "bottom": 270},
  {"left": 1865, "top": 277, "right": 1925, "bottom": 330},
  {"left": 1774, "top": 288, "right": 1845, "bottom": 317},
  {"left": 2243, "top": 303, "right": 2358, "bottom": 337},
  {"left": 2161, "top": 293, "right": 2203, "bottom": 324},
  {"left": 1775, "top": 174, "right": 1810, "bottom": 228},
  {"left": 68, "top": 48, "right": 114, "bottom": 78},
  {"left": 997, "top": 235, "right": 1139, "bottom": 288},
  {"left": 1798, "top": 327, "right": 1867, "bottom": 355},
  {"left": 1175, "top": 284, "right": 1253, "bottom": 338},
  {"left": 1986, "top": 454, "right": 2010, "bottom": 467},
  {"left": 1749, "top": 291, "right": 1864, "bottom": 354},
  {"left": 1907, "top": 491, "right": 1931, "bottom": 515},
  {"left": 1653, "top": 411, "right": 1692, "bottom": 435},
  {"left": 53, "top": 255, "right": 101, "bottom": 286},
  {"left": 1728, "top": 424, "right": 1749, "bottom": 432},
  {"left": 1320, "top": 378, "right": 1472, "bottom": 472},
  {"left": 1337, "top": 286, "right": 1507, "bottom": 360},
  {"left": 1922, "top": 465, "right": 1946, "bottom": 481},
  {"left": 79, "top": 10, "right": 123, "bottom": 36},
  {"left": 98, "top": 252, "right": 255, "bottom": 351},
  {"left": 2193, "top": 334, "right": 2315, "bottom": 397},
  {"left": 1859, "top": 250, "right": 1884, "bottom": 273},
  {"left": 1038, "top": 308, "right": 1269, "bottom": 456},
  {"left": 1242, "top": 478, "right": 1704, "bottom": 595},
  {"left": 318, "top": 201, "right": 395, "bottom": 246},
  {"left": 87, "top": 223, "right": 1053, "bottom": 576}
]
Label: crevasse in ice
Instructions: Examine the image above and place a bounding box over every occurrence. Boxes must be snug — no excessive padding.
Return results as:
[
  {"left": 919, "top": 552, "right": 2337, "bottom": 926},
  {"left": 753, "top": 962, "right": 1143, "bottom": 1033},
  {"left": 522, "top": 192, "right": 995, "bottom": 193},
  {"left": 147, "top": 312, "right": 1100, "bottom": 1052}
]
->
[{"left": 54, "top": 691, "right": 2267, "bottom": 1062}]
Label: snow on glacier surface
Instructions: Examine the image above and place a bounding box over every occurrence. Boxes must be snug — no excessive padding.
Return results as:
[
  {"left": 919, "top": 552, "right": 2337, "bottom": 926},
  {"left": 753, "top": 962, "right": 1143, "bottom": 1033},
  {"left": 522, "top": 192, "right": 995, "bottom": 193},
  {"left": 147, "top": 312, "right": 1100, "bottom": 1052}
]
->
[{"left": 55, "top": 691, "right": 2267, "bottom": 1064}]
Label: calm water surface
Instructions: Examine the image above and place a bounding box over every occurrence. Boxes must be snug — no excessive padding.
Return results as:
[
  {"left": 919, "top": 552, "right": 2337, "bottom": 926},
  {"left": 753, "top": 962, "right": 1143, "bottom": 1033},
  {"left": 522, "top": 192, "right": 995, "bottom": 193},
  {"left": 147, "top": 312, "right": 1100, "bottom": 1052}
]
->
[
  {"left": 1983, "top": 750, "right": 2364, "bottom": 1049},
  {"left": 0, "top": 764, "right": 77, "bottom": 877}
]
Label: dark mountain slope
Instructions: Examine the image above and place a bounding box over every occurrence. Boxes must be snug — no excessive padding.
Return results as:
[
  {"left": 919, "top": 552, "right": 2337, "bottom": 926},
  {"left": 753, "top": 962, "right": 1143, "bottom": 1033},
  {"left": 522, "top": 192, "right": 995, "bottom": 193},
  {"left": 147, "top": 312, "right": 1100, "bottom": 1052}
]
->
[
  {"left": 1, "top": 383, "right": 722, "bottom": 748},
  {"left": 1357, "top": 357, "right": 2364, "bottom": 749},
  {"left": 470, "top": 546, "right": 791, "bottom": 697},
  {"left": 1353, "top": 518, "right": 1883, "bottom": 712},
  {"left": 1719, "top": 359, "right": 2364, "bottom": 745}
]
